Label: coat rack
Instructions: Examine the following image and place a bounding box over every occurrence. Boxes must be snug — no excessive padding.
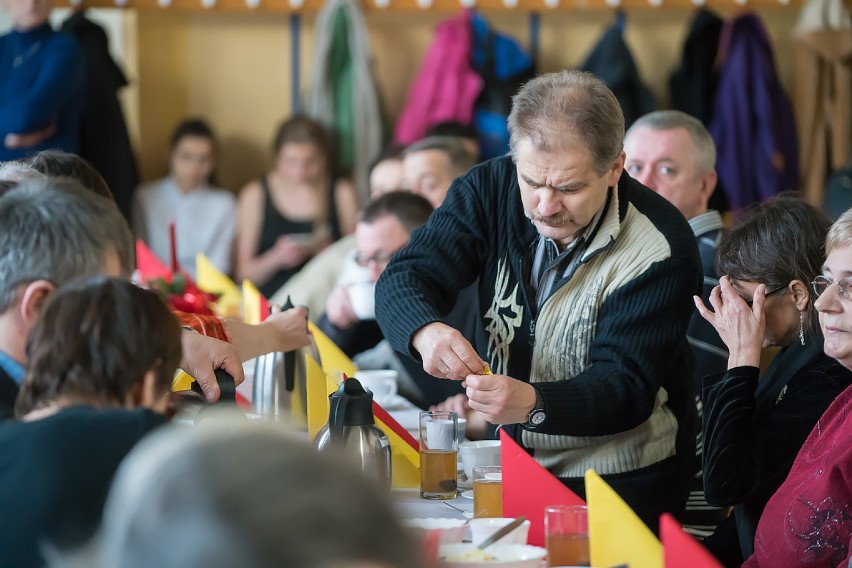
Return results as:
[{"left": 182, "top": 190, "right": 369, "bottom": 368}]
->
[{"left": 58, "top": 0, "right": 802, "bottom": 11}]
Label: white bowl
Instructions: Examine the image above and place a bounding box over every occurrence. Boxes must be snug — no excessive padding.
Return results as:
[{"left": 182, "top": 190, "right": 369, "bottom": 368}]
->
[
  {"left": 404, "top": 518, "right": 468, "bottom": 544},
  {"left": 459, "top": 440, "right": 501, "bottom": 479},
  {"left": 439, "top": 543, "right": 547, "bottom": 568},
  {"left": 469, "top": 518, "right": 530, "bottom": 546}
]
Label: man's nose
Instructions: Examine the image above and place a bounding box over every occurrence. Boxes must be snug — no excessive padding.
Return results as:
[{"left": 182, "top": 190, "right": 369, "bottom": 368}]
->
[{"left": 537, "top": 189, "right": 562, "bottom": 217}]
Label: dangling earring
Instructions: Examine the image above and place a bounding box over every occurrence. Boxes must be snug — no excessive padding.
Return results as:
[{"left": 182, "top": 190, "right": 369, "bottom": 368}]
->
[{"left": 800, "top": 311, "right": 806, "bottom": 346}]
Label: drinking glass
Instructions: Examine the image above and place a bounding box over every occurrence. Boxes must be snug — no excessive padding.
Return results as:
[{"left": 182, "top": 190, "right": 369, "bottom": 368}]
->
[
  {"left": 419, "top": 410, "right": 459, "bottom": 500},
  {"left": 473, "top": 466, "right": 502, "bottom": 518},
  {"left": 545, "top": 504, "right": 590, "bottom": 567}
]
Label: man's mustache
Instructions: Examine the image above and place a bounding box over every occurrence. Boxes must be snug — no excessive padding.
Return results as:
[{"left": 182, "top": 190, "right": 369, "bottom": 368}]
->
[{"left": 529, "top": 213, "right": 571, "bottom": 226}]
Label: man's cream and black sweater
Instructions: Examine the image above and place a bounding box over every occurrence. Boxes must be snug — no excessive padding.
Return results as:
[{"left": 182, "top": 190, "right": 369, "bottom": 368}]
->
[{"left": 376, "top": 155, "right": 701, "bottom": 483}]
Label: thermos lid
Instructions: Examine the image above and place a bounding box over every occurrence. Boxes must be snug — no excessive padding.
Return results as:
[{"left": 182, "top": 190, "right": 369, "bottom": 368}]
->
[{"left": 328, "top": 378, "right": 376, "bottom": 438}]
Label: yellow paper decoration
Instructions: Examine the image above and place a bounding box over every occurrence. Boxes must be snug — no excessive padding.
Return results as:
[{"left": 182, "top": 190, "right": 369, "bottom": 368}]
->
[
  {"left": 585, "top": 469, "right": 662, "bottom": 568},
  {"left": 172, "top": 370, "right": 195, "bottom": 392},
  {"left": 374, "top": 416, "right": 421, "bottom": 489},
  {"left": 242, "top": 280, "right": 263, "bottom": 325},
  {"left": 306, "top": 355, "right": 339, "bottom": 438},
  {"left": 195, "top": 253, "right": 241, "bottom": 318},
  {"left": 308, "top": 321, "right": 357, "bottom": 379}
]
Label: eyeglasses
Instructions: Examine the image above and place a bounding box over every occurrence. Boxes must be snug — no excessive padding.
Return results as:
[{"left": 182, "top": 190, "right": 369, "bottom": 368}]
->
[
  {"left": 811, "top": 275, "right": 852, "bottom": 301},
  {"left": 745, "top": 284, "right": 787, "bottom": 307},
  {"left": 354, "top": 251, "right": 398, "bottom": 269}
]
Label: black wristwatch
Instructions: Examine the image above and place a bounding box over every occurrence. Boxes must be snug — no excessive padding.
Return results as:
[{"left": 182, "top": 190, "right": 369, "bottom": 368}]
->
[{"left": 523, "top": 387, "right": 546, "bottom": 429}]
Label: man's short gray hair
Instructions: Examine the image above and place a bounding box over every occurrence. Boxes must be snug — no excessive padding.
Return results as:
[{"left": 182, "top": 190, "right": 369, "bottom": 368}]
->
[
  {"left": 0, "top": 179, "right": 135, "bottom": 314},
  {"left": 94, "top": 420, "right": 420, "bottom": 568},
  {"left": 625, "top": 110, "right": 717, "bottom": 175},
  {"left": 403, "top": 136, "right": 477, "bottom": 178},
  {"left": 508, "top": 70, "right": 625, "bottom": 175}
]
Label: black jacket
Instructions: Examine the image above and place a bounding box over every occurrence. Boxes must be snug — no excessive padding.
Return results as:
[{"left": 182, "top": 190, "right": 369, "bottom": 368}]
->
[
  {"left": 0, "top": 406, "right": 165, "bottom": 567},
  {"left": 0, "top": 366, "right": 18, "bottom": 421},
  {"left": 580, "top": 15, "right": 655, "bottom": 128},
  {"left": 61, "top": 10, "right": 139, "bottom": 222}
]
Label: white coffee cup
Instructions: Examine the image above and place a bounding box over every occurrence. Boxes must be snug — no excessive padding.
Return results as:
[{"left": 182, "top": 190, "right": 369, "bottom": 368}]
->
[
  {"left": 348, "top": 282, "right": 376, "bottom": 320},
  {"left": 469, "top": 518, "right": 531, "bottom": 546},
  {"left": 459, "top": 440, "right": 501, "bottom": 479},
  {"left": 355, "top": 370, "right": 398, "bottom": 407}
]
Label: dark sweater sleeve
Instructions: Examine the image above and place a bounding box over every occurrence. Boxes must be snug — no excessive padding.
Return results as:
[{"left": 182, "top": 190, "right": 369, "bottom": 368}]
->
[
  {"left": 0, "top": 36, "right": 84, "bottom": 134},
  {"left": 533, "top": 254, "right": 700, "bottom": 437},
  {"left": 701, "top": 365, "right": 845, "bottom": 507},
  {"left": 375, "top": 170, "right": 491, "bottom": 356}
]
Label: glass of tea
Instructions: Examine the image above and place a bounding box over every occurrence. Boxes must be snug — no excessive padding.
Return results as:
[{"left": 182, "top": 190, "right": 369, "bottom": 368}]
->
[
  {"left": 418, "top": 410, "right": 459, "bottom": 500},
  {"left": 472, "top": 466, "right": 502, "bottom": 518},
  {"left": 544, "top": 504, "right": 590, "bottom": 567}
]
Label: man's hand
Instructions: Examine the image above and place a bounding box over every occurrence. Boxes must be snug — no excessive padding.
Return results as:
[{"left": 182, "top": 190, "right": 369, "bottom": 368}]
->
[
  {"left": 4, "top": 123, "right": 56, "bottom": 149},
  {"left": 325, "top": 285, "right": 359, "bottom": 329},
  {"left": 464, "top": 373, "right": 536, "bottom": 424},
  {"left": 412, "top": 322, "right": 486, "bottom": 381},
  {"left": 180, "top": 330, "right": 245, "bottom": 402}
]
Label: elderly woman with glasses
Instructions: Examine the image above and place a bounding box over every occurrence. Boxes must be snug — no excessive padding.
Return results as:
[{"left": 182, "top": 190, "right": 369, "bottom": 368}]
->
[
  {"left": 693, "top": 196, "right": 852, "bottom": 567},
  {"left": 742, "top": 207, "right": 852, "bottom": 567}
]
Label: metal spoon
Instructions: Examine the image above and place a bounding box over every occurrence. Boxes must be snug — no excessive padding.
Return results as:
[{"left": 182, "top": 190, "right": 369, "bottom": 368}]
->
[
  {"left": 442, "top": 500, "right": 474, "bottom": 519},
  {"left": 477, "top": 516, "right": 527, "bottom": 550}
]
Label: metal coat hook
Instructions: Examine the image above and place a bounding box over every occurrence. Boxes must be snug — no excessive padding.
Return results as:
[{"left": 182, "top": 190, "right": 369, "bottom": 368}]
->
[
  {"left": 606, "top": 0, "right": 620, "bottom": 7},
  {"left": 648, "top": 0, "right": 661, "bottom": 7},
  {"left": 690, "top": 0, "right": 705, "bottom": 6},
  {"left": 289, "top": 0, "right": 303, "bottom": 8},
  {"left": 201, "top": 0, "right": 216, "bottom": 8},
  {"left": 543, "top": 0, "right": 558, "bottom": 9},
  {"left": 374, "top": 0, "right": 390, "bottom": 8},
  {"left": 503, "top": 0, "right": 518, "bottom": 7},
  {"left": 245, "top": 0, "right": 260, "bottom": 8},
  {"left": 158, "top": 0, "right": 172, "bottom": 7},
  {"left": 417, "top": 0, "right": 432, "bottom": 9},
  {"left": 460, "top": 0, "right": 476, "bottom": 7},
  {"left": 114, "top": 0, "right": 128, "bottom": 7}
]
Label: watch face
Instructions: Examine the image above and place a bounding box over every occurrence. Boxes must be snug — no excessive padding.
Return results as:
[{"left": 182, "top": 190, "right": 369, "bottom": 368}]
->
[{"left": 530, "top": 409, "right": 546, "bottom": 426}]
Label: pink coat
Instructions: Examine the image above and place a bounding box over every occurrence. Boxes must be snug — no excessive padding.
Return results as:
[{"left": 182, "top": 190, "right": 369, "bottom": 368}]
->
[{"left": 393, "top": 10, "right": 483, "bottom": 145}]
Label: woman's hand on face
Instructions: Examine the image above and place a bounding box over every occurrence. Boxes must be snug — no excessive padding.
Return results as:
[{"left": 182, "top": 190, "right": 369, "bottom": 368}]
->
[{"left": 694, "top": 275, "right": 766, "bottom": 369}]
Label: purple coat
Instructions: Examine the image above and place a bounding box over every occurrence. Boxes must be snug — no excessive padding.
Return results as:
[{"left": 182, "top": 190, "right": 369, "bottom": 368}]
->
[{"left": 709, "top": 13, "right": 799, "bottom": 211}]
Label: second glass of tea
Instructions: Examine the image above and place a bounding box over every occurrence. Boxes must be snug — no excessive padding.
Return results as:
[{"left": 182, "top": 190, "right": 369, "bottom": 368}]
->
[{"left": 472, "top": 465, "right": 502, "bottom": 518}]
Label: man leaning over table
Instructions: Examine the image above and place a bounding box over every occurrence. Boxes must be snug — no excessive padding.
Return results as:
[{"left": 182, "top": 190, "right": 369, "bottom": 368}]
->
[
  {"left": 375, "top": 70, "right": 702, "bottom": 533},
  {"left": 0, "top": 179, "right": 245, "bottom": 419}
]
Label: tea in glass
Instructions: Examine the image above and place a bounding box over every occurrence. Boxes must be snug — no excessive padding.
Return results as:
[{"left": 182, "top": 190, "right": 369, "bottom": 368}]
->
[
  {"left": 545, "top": 505, "right": 590, "bottom": 567},
  {"left": 472, "top": 466, "right": 502, "bottom": 518},
  {"left": 418, "top": 411, "right": 459, "bottom": 499}
]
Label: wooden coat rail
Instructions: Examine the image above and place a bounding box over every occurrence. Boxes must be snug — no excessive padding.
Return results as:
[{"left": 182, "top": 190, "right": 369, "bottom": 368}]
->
[{"left": 56, "top": 0, "right": 802, "bottom": 11}]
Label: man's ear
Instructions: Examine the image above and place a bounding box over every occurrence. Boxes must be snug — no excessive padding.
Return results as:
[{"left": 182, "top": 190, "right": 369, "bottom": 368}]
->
[
  {"left": 607, "top": 151, "right": 626, "bottom": 186},
  {"left": 19, "top": 280, "right": 55, "bottom": 327},
  {"left": 699, "top": 169, "right": 718, "bottom": 204}
]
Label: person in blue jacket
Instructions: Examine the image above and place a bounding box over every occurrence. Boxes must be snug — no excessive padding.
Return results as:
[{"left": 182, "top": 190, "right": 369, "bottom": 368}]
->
[{"left": 0, "top": 0, "right": 85, "bottom": 160}]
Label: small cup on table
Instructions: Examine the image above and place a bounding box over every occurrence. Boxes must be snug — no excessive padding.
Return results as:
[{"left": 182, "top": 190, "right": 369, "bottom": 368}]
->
[
  {"left": 544, "top": 504, "right": 590, "bottom": 567},
  {"left": 418, "top": 410, "right": 459, "bottom": 500},
  {"left": 472, "top": 465, "right": 502, "bottom": 518}
]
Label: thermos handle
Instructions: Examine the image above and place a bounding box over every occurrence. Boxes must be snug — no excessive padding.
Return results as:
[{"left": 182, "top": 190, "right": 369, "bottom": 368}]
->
[
  {"left": 329, "top": 386, "right": 349, "bottom": 444},
  {"left": 281, "top": 297, "right": 296, "bottom": 392},
  {"left": 191, "top": 368, "right": 237, "bottom": 404}
]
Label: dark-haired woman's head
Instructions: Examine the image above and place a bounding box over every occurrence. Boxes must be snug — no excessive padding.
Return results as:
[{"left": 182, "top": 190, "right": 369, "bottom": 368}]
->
[
  {"left": 169, "top": 119, "right": 218, "bottom": 191},
  {"left": 716, "top": 195, "right": 831, "bottom": 346},
  {"left": 16, "top": 277, "right": 182, "bottom": 417},
  {"left": 272, "top": 116, "right": 332, "bottom": 186}
]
